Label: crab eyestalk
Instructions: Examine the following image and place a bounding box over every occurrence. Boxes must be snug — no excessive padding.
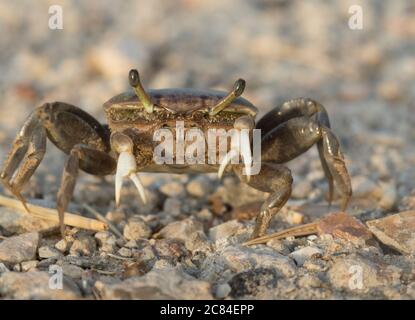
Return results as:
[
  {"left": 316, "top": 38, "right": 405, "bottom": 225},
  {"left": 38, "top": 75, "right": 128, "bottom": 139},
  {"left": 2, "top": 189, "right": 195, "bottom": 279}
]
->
[
  {"left": 129, "top": 69, "right": 154, "bottom": 113},
  {"left": 218, "top": 115, "right": 254, "bottom": 182},
  {"left": 209, "top": 78, "right": 246, "bottom": 116}
]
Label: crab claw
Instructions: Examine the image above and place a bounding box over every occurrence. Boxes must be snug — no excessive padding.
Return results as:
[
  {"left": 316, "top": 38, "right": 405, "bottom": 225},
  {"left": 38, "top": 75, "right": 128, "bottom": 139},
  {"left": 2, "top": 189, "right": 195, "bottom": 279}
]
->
[
  {"left": 218, "top": 149, "right": 238, "bottom": 179},
  {"left": 240, "top": 130, "right": 253, "bottom": 182},
  {"left": 115, "top": 151, "right": 147, "bottom": 207},
  {"left": 217, "top": 129, "right": 253, "bottom": 182}
]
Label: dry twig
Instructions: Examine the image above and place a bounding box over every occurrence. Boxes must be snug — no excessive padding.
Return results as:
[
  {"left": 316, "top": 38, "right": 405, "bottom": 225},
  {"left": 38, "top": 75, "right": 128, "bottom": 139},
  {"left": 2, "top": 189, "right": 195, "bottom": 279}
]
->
[
  {"left": 0, "top": 194, "right": 108, "bottom": 232},
  {"left": 243, "top": 222, "right": 319, "bottom": 246}
]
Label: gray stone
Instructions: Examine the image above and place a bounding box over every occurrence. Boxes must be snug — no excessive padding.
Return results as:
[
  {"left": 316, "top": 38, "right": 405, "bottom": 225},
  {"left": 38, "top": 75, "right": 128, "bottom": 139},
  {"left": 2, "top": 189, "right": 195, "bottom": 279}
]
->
[
  {"left": 163, "top": 197, "right": 182, "bottom": 216},
  {"left": 62, "top": 264, "right": 84, "bottom": 280},
  {"left": 0, "top": 207, "right": 58, "bottom": 234},
  {"left": 123, "top": 216, "right": 152, "bottom": 240},
  {"left": 209, "top": 220, "right": 243, "bottom": 242},
  {"left": 95, "top": 231, "right": 117, "bottom": 253},
  {"left": 118, "top": 247, "right": 132, "bottom": 258},
  {"left": 378, "top": 182, "right": 397, "bottom": 210},
  {"left": 266, "top": 239, "right": 291, "bottom": 255},
  {"left": 70, "top": 236, "right": 96, "bottom": 256},
  {"left": 289, "top": 247, "right": 323, "bottom": 266},
  {"left": 156, "top": 218, "right": 210, "bottom": 252},
  {"left": 0, "top": 262, "right": 10, "bottom": 273},
  {"left": 229, "top": 268, "right": 279, "bottom": 298},
  {"left": 21, "top": 260, "right": 38, "bottom": 272},
  {"left": 186, "top": 177, "right": 213, "bottom": 198},
  {"left": 366, "top": 211, "right": 415, "bottom": 255},
  {"left": 124, "top": 239, "right": 138, "bottom": 248},
  {"left": 327, "top": 254, "right": 401, "bottom": 293},
  {"left": 0, "top": 232, "right": 40, "bottom": 264},
  {"left": 99, "top": 267, "right": 212, "bottom": 299},
  {"left": 38, "top": 246, "right": 61, "bottom": 259},
  {"left": 0, "top": 271, "right": 81, "bottom": 299},
  {"left": 215, "top": 283, "right": 231, "bottom": 299},
  {"left": 159, "top": 181, "right": 186, "bottom": 198},
  {"left": 201, "top": 245, "right": 296, "bottom": 282},
  {"left": 296, "top": 274, "right": 322, "bottom": 288},
  {"left": 55, "top": 239, "right": 71, "bottom": 253}
]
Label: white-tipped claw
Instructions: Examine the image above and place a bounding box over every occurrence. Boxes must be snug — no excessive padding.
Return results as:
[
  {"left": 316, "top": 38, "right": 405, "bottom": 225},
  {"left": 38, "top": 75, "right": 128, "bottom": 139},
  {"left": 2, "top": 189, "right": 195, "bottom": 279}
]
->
[
  {"left": 115, "top": 171, "right": 123, "bottom": 207},
  {"left": 217, "top": 129, "right": 253, "bottom": 182},
  {"left": 218, "top": 149, "right": 238, "bottom": 179},
  {"left": 115, "top": 151, "right": 147, "bottom": 206},
  {"left": 240, "top": 132, "right": 253, "bottom": 183},
  {"left": 130, "top": 173, "right": 147, "bottom": 204}
]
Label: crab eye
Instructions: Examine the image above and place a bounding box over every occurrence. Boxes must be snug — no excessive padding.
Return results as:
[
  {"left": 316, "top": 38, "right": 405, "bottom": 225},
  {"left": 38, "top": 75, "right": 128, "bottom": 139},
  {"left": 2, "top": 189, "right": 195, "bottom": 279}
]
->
[
  {"left": 128, "top": 68, "right": 154, "bottom": 113},
  {"left": 233, "top": 79, "right": 246, "bottom": 97},
  {"left": 129, "top": 69, "right": 140, "bottom": 87}
]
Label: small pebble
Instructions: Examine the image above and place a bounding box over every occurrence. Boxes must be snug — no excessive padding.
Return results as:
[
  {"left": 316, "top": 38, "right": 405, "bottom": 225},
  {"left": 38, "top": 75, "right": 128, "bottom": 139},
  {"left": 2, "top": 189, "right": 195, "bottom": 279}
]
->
[
  {"left": 123, "top": 216, "right": 152, "bottom": 241},
  {"left": 159, "top": 181, "right": 186, "bottom": 198},
  {"left": 124, "top": 240, "right": 138, "bottom": 248},
  {"left": 95, "top": 231, "right": 117, "bottom": 253},
  {"left": 38, "top": 246, "right": 61, "bottom": 259},
  {"left": 215, "top": 283, "right": 231, "bottom": 299},
  {"left": 70, "top": 236, "right": 96, "bottom": 256},
  {"left": 290, "top": 247, "right": 323, "bottom": 266},
  {"left": 62, "top": 264, "right": 84, "bottom": 280},
  {"left": 21, "top": 260, "right": 38, "bottom": 272},
  {"left": 0, "top": 263, "right": 10, "bottom": 273},
  {"left": 163, "top": 198, "right": 182, "bottom": 217},
  {"left": 186, "top": 177, "right": 213, "bottom": 198},
  {"left": 55, "top": 239, "right": 70, "bottom": 253},
  {"left": 118, "top": 247, "right": 132, "bottom": 258}
]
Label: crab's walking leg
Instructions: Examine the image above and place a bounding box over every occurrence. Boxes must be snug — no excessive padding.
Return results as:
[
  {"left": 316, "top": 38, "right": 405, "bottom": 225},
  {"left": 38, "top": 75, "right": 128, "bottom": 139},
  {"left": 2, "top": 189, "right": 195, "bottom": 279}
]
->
[
  {"left": 234, "top": 163, "right": 293, "bottom": 239},
  {"left": 1, "top": 102, "right": 116, "bottom": 236},
  {"left": 1, "top": 113, "right": 46, "bottom": 211},
  {"left": 258, "top": 98, "right": 351, "bottom": 209},
  {"left": 57, "top": 144, "right": 116, "bottom": 236}
]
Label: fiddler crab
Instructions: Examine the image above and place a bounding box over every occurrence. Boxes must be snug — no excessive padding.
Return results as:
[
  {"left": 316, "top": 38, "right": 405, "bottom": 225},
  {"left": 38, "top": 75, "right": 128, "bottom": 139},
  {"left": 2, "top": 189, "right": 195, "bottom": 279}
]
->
[{"left": 0, "top": 69, "right": 352, "bottom": 239}]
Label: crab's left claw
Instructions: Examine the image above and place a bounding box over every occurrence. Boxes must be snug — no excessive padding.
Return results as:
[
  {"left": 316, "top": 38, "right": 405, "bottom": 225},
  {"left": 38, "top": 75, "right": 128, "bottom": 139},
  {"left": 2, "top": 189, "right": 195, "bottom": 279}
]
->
[
  {"left": 217, "top": 115, "right": 254, "bottom": 182},
  {"left": 218, "top": 149, "right": 238, "bottom": 180},
  {"left": 115, "top": 151, "right": 147, "bottom": 207}
]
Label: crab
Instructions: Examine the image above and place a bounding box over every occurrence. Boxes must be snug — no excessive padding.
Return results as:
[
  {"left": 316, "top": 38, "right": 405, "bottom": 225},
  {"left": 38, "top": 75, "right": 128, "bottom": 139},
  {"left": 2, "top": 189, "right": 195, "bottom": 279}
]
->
[{"left": 0, "top": 69, "right": 352, "bottom": 239}]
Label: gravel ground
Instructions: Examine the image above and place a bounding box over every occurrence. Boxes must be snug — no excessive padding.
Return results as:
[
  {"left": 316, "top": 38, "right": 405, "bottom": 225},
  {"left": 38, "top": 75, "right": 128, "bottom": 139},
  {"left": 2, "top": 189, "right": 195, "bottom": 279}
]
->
[{"left": 0, "top": 0, "right": 415, "bottom": 300}]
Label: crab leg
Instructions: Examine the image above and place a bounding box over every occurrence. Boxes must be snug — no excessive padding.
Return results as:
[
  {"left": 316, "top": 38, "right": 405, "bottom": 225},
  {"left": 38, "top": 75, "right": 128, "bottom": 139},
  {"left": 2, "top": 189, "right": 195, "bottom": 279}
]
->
[{"left": 1, "top": 111, "right": 47, "bottom": 212}]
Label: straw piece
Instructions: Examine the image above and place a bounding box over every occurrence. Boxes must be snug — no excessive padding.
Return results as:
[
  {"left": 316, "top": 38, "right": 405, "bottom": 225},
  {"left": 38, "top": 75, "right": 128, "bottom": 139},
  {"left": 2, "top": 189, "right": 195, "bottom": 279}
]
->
[
  {"left": 0, "top": 194, "right": 108, "bottom": 232},
  {"left": 243, "top": 222, "right": 319, "bottom": 246}
]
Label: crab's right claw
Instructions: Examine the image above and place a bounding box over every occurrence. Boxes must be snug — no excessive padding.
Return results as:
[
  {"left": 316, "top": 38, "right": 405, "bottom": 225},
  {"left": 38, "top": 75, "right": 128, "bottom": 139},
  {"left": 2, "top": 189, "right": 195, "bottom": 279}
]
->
[{"left": 115, "top": 151, "right": 147, "bottom": 207}]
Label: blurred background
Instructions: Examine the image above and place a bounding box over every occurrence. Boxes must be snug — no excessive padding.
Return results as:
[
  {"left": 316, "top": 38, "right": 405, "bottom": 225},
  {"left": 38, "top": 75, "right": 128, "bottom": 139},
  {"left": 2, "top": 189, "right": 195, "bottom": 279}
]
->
[{"left": 0, "top": 0, "right": 414, "bottom": 208}]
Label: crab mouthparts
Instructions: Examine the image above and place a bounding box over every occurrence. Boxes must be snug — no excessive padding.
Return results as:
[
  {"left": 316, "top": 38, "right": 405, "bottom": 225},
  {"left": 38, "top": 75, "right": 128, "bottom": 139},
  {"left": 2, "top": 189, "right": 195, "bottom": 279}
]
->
[
  {"left": 115, "top": 151, "right": 147, "bottom": 207},
  {"left": 218, "top": 131, "right": 252, "bottom": 182}
]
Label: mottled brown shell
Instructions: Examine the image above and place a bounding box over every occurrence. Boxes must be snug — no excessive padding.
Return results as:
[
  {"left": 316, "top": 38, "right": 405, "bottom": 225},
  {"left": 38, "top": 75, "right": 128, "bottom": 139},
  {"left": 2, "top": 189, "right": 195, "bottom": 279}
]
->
[{"left": 103, "top": 88, "right": 258, "bottom": 117}]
